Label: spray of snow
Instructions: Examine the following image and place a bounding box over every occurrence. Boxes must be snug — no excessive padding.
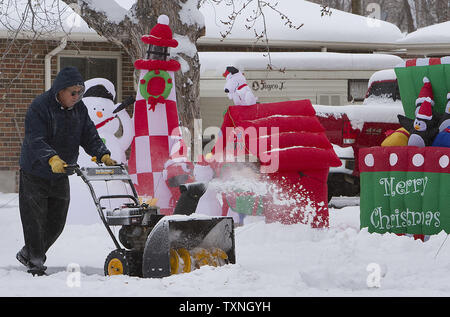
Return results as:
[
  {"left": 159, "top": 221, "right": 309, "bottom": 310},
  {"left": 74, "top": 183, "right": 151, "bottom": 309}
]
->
[{"left": 207, "top": 164, "right": 323, "bottom": 227}]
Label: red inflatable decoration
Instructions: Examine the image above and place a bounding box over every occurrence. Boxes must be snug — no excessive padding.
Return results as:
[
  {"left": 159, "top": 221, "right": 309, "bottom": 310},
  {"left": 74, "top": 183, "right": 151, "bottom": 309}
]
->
[{"left": 210, "top": 99, "right": 341, "bottom": 227}]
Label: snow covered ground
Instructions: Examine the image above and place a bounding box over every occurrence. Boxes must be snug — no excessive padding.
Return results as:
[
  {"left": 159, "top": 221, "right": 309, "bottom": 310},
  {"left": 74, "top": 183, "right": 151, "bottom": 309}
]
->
[{"left": 2, "top": 192, "right": 450, "bottom": 298}]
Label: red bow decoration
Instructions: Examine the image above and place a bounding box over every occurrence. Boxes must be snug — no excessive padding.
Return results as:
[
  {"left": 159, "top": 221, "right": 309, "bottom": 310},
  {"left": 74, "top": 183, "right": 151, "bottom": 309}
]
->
[{"left": 147, "top": 96, "right": 168, "bottom": 112}]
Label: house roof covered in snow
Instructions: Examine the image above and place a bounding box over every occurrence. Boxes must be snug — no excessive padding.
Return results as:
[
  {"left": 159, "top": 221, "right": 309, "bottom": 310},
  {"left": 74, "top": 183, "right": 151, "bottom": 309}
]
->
[
  {"left": 395, "top": 21, "right": 450, "bottom": 56},
  {"left": 198, "top": 0, "right": 403, "bottom": 51},
  {"left": 0, "top": 1, "right": 448, "bottom": 56},
  {"left": 198, "top": 52, "right": 404, "bottom": 75},
  {"left": 398, "top": 21, "right": 450, "bottom": 44},
  {"left": 0, "top": 0, "right": 403, "bottom": 51}
]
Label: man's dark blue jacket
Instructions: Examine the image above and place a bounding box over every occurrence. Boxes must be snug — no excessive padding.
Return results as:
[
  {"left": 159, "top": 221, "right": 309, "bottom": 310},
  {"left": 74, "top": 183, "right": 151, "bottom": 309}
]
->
[{"left": 20, "top": 67, "right": 110, "bottom": 179}]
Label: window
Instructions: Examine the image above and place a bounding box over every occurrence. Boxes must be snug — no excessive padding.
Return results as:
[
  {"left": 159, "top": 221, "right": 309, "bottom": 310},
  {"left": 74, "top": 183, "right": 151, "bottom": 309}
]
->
[
  {"left": 348, "top": 79, "right": 369, "bottom": 102},
  {"left": 318, "top": 95, "right": 342, "bottom": 106},
  {"left": 58, "top": 51, "right": 121, "bottom": 101},
  {"left": 366, "top": 80, "right": 401, "bottom": 101}
]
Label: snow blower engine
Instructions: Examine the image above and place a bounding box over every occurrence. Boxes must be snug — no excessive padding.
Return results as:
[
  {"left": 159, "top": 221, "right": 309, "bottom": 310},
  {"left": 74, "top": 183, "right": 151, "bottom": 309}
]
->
[{"left": 67, "top": 163, "right": 235, "bottom": 278}]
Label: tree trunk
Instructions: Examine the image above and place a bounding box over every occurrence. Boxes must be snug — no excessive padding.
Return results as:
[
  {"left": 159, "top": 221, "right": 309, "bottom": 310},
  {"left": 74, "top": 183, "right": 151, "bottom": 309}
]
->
[
  {"left": 436, "top": 0, "right": 449, "bottom": 23},
  {"left": 351, "top": 0, "right": 363, "bottom": 15},
  {"left": 403, "top": 0, "right": 416, "bottom": 33}
]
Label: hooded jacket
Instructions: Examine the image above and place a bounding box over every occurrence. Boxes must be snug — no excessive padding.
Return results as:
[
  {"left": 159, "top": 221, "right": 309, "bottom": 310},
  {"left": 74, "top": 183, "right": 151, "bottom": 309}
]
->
[{"left": 20, "top": 67, "right": 110, "bottom": 179}]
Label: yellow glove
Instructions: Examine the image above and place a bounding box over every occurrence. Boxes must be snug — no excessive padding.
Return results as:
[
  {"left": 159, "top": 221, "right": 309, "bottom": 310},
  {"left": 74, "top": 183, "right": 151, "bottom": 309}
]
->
[
  {"left": 48, "top": 155, "right": 66, "bottom": 173},
  {"left": 101, "top": 154, "right": 117, "bottom": 166}
]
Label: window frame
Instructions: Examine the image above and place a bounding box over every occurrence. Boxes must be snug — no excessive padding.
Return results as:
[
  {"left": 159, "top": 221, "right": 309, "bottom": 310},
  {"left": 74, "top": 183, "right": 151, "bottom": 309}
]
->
[
  {"left": 347, "top": 79, "right": 369, "bottom": 103},
  {"left": 57, "top": 50, "right": 123, "bottom": 102}
]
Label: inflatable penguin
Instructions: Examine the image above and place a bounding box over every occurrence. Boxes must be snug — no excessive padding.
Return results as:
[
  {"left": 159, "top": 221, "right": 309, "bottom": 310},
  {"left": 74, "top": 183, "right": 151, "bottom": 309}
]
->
[
  {"left": 408, "top": 100, "right": 438, "bottom": 147},
  {"left": 432, "top": 93, "right": 450, "bottom": 147},
  {"left": 398, "top": 77, "right": 441, "bottom": 147},
  {"left": 438, "top": 93, "right": 450, "bottom": 132}
]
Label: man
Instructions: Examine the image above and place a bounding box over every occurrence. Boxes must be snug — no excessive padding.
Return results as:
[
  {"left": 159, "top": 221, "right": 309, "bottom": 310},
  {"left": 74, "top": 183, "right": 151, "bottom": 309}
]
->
[{"left": 17, "top": 67, "right": 117, "bottom": 276}]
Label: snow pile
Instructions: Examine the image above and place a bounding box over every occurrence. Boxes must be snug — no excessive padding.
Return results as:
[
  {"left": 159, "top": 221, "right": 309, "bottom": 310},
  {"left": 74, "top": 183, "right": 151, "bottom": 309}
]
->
[
  {"left": 83, "top": 0, "right": 132, "bottom": 24},
  {"left": 314, "top": 103, "right": 404, "bottom": 131},
  {"left": 178, "top": 0, "right": 205, "bottom": 28},
  {"left": 330, "top": 144, "right": 354, "bottom": 175},
  {"left": 367, "top": 69, "right": 398, "bottom": 88},
  {"left": 3, "top": 191, "right": 450, "bottom": 296}
]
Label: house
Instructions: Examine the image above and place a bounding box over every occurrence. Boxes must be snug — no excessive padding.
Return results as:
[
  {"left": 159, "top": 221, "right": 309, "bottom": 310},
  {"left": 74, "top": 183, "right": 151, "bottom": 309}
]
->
[
  {"left": 0, "top": 0, "right": 448, "bottom": 193},
  {"left": 198, "top": 51, "right": 404, "bottom": 131}
]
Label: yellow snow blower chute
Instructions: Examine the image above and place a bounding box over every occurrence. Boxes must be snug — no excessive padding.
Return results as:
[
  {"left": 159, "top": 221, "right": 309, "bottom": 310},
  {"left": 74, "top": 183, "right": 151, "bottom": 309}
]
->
[{"left": 68, "top": 164, "right": 235, "bottom": 278}]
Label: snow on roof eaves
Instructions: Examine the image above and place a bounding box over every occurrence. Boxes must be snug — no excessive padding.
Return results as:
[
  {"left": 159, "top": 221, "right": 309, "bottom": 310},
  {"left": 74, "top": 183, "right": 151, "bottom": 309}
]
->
[
  {"left": 198, "top": 52, "right": 404, "bottom": 73},
  {"left": 0, "top": 29, "right": 107, "bottom": 42},
  {"left": 396, "top": 21, "right": 450, "bottom": 45},
  {"left": 197, "top": 37, "right": 400, "bottom": 50}
]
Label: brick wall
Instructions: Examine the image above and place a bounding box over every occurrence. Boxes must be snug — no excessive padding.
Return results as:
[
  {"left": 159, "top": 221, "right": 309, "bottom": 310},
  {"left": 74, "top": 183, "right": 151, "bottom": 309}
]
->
[{"left": 0, "top": 38, "right": 135, "bottom": 192}]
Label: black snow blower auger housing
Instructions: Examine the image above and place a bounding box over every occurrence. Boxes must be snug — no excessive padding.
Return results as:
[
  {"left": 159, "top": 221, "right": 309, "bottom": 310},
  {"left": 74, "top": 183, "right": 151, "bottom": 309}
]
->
[{"left": 67, "top": 163, "right": 235, "bottom": 278}]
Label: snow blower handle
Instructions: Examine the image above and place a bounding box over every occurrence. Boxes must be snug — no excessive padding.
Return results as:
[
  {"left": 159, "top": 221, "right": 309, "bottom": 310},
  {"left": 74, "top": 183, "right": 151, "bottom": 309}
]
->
[
  {"left": 91, "top": 156, "right": 122, "bottom": 167},
  {"left": 63, "top": 163, "right": 81, "bottom": 176}
]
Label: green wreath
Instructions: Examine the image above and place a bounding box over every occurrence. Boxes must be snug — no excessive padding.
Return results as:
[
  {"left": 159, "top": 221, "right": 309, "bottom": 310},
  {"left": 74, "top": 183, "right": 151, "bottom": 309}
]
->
[{"left": 139, "top": 70, "right": 173, "bottom": 102}]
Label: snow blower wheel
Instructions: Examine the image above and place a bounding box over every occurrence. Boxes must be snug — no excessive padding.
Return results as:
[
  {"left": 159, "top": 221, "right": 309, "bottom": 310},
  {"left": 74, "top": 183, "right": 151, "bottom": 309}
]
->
[{"left": 104, "top": 249, "right": 142, "bottom": 277}]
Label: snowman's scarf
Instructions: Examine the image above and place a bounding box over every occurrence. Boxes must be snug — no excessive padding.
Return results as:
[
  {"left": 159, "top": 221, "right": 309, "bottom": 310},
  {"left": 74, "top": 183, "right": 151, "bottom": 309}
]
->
[{"left": 95, "top": 116, "right": 115, "bottom": 129}]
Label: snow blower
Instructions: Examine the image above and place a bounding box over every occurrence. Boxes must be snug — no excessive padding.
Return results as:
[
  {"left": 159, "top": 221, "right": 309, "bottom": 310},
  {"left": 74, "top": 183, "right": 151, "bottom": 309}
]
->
[{"left": 67, "top": 163, "right": 235, "bottom": 278}]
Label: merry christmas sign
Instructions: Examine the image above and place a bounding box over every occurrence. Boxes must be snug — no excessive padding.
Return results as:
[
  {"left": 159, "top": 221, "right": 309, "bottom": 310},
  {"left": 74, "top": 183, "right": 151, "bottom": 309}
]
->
[{"left": 360, "top": 146, "right": 450, "bottom": 235}]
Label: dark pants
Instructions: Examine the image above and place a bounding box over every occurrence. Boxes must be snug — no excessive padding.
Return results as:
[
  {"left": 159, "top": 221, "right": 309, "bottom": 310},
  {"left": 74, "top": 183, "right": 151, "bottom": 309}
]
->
[{"left": 18, "top": 170, "right": 70, "bottom": 268}]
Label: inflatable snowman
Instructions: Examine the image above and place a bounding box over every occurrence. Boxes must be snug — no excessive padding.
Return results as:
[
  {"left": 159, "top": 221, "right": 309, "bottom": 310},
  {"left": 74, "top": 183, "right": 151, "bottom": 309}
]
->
[
  {"left": 66, "top": 78, "right": 135, "bottom": 225},
  {"left": 78, "top": 78, "right": 134, "bottom": 165}
]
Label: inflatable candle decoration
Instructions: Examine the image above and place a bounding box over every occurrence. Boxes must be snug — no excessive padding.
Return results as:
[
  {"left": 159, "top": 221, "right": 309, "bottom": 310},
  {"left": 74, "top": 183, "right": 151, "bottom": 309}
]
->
[{"left": 127, "top": 15, "right": 193, "bottom": 214}]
